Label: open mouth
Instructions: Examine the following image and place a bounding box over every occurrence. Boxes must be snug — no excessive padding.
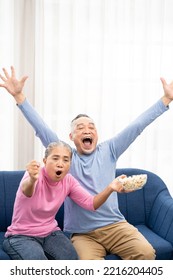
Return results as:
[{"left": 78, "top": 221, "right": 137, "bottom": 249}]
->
[
  {"left": 56, "top": 171, "right": 62, "bottom": 176},
  {"left": 82, "top": 137, "right": 93, "bottom": 145}
]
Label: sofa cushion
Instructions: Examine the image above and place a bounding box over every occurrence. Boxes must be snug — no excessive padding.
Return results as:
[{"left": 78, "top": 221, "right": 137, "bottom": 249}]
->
[
  {"left": 0, "top": 232, "right": 10, "bottom": 260},
  {"left": 136, "top": 224, "right": 173, "bottom": 260}
]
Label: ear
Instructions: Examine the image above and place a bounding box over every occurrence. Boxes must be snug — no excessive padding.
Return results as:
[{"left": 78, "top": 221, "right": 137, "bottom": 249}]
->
[
  {"left": 43, "top": 158, "right": 46, "bottom": 165},
  {"left": 69, "top": 133, "right": 73, "bottom": 141}
]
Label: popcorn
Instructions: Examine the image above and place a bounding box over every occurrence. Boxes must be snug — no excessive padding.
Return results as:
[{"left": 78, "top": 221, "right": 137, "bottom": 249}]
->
[{"left": 118, "top": 174, "right": 147, "bottom": 191}]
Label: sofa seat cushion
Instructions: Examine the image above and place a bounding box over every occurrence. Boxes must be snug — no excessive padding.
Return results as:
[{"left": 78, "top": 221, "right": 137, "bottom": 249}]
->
[
  {"left": 136, "top": 225, "right": 173, "bottom": 260},
  {"left": 0, "top": 232, "right": 10, "bottom": 260}
]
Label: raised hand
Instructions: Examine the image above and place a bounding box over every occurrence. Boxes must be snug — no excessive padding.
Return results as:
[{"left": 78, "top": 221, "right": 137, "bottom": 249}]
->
[
  {"left": 0, "top": 66, "right": 28, "bottom": 103},
  {"left": 160, "top": 77, "right": 173, "bottom": 106},
  {"left": 21, "top": 160, "right": 40, "bottom": 197},
  {"left": 26, "top": 160, "right": 40, "bottom": 182}
]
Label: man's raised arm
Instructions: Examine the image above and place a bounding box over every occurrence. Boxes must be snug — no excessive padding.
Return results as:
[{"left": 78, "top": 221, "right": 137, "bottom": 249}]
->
[{"left": 0, "top": 66, "right": 59, "bottom": 147}]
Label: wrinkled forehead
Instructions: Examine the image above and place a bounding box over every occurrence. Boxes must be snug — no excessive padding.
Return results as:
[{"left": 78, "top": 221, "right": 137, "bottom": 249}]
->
[
  {"left": 71, "top": 117, "right": 95, "bottom": 131},
  {"left": 45, "top": 143, "right": 72, "bottom": 159},
  {"left": 50, "top": 146, "right": 71, "bottom": 157},
  {"left": 73, "top": 117, "right": 95, "bottom": 126}
]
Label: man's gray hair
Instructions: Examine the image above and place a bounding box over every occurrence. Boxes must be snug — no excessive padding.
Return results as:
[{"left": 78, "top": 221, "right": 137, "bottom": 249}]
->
[{"left": 70, "top": 114, "right": 93, "bottom": 132}]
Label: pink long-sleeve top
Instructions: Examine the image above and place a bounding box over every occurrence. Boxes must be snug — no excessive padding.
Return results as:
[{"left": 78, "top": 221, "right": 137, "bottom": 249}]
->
[{"left": 5, "top": 167, "right": 94, "bottom": 237}]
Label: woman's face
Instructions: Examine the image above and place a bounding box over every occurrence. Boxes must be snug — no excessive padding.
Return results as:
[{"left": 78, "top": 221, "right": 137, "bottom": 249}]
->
[{"left": 43, "top": 145, "right": 71, "bottom": 182}]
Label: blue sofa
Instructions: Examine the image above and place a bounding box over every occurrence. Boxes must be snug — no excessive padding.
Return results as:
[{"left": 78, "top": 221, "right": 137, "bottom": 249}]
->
[{"left": 0, "top": 168, "right": 173, "bottom": 260}]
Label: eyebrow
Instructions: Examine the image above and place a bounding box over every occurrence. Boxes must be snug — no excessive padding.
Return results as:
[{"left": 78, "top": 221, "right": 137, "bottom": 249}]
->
[
  {"left": 52, "top": 154, "right": 70, "bottom": 159},
  {"left": 76, "top": 122, "right": 95, "bottom": 127}
]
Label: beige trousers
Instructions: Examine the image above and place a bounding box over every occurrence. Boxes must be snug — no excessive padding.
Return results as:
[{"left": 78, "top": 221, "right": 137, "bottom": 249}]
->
[{"left": 71, "top": 221, "right": 156, "bottom": 260}]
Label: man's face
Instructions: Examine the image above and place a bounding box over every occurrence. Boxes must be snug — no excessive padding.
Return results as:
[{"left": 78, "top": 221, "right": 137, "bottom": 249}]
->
[
  {"left": 69, "top": 117, "right": 98, "bottom": 155},
  {"left": 43, "top": 146, "right": 71, "bottom": 182}
]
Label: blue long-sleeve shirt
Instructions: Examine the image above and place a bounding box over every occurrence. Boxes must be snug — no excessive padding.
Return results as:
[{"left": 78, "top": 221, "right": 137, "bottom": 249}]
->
[{"left": 18, "top": 99, "right": 168, "bottom": 233}]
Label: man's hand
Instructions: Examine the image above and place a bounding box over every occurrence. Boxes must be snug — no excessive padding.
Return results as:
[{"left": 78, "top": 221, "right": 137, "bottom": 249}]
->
[
  {"left": 160, "top": 77, "right": 173, "bottom": 106},
  {"left": 0, "top": 66, "right": 28, "bottom": 103},
  {"left": 109, "top": 175, "right": 132, "bottom": 193},
  {"left": 109, "top": 174, "right": 135, "bottom": 193}
]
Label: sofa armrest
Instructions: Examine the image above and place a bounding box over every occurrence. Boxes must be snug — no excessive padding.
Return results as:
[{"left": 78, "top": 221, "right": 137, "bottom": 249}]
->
[{"left": 148, "top": 190, "right": 173, "bottom": 246}]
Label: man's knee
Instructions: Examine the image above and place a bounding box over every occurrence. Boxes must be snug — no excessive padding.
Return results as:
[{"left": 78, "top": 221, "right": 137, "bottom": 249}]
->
[
  {"left": 132, "top": 243, "right": 156, "bottom": 260},
  {"left": 141, "top": 244, "right": 156, "bottom": 260}
]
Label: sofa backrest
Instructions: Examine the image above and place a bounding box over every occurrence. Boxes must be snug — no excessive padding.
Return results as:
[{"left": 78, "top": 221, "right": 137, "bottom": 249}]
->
[
  {"left": 0, "top": 171, "right": 25, "bottom": 231},
  {"left": 116, "top": 168, "right": 170, "bottom": 226},
  {"left": 0, "top": 168, "right": 171, "bottom": 233}
]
